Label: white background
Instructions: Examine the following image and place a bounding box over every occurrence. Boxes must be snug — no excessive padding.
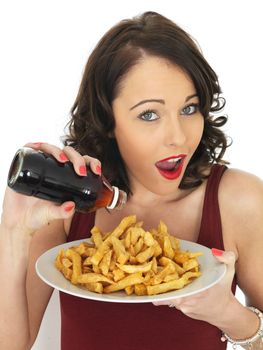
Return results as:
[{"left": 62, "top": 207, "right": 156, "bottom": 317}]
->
[{"left": 0, "top": 1, "right": 262, "bottom": 349}]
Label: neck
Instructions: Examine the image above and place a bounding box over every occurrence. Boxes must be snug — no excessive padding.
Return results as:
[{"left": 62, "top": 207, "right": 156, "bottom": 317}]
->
[{"left": 128, "top": 187, "right": 193, "bottom": 209}]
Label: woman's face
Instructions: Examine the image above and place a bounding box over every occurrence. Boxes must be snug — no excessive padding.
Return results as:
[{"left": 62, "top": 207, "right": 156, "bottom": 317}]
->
[{"left": 112, "top": 55, "right": 204, "bottom": 197}]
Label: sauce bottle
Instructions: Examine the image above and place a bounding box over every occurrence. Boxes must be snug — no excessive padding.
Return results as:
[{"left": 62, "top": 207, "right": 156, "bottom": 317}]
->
[{"left": 7, "top": 147, "right": 127, "bottom": 212}]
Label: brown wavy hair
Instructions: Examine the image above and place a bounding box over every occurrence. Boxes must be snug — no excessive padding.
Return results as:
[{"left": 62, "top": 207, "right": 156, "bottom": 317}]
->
[{"left": 63, "top": 11, "right": 231, "bottom": 194}]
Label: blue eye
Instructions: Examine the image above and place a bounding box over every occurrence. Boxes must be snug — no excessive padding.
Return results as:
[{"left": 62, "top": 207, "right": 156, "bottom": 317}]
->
[
  {"left": 138, "top": 109, "right": 159, "bottom": 121},
  {"left": 181, "top": 103, "right": 199, "bottom": 116}
]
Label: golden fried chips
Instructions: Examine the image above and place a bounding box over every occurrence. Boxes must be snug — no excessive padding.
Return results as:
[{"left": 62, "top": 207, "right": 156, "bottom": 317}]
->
[{"left": 55, "top": 215, "right": 202, "bottom": 296}]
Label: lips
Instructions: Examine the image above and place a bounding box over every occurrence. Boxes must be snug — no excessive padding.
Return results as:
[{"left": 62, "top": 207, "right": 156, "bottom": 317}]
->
[{"left": 155, "top": 154, "right": 187, "bottom": 180}]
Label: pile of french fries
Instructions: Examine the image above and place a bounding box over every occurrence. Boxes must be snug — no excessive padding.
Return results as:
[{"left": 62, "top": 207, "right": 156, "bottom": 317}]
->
[{"left": 55, "top": 215, "right": 202, "bottom": 296}]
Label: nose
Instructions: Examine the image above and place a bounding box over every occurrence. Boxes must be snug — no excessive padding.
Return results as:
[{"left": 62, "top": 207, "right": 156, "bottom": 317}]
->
[{"left": 164, "top": 117, "right": 187, "bottom": 147}]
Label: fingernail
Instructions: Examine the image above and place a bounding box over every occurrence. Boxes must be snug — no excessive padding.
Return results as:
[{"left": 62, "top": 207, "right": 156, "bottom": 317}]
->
[
  {"left": 33, "top": 142, "right": 43, "bottom": 147},
  {"left": 64, "top": 204, "right": 75, "bottom": 212},
  {"left": 212, "top": 248, "right": 224, "bottom": 256},
  {"left": 96, "top": 165, "right": 101, "bottom": 176},
  {"left": 59, "top": 152, "right": 69, "bottom": 161},
  {"left": 79, "top": 165, "right": 87, "bottom": 176}
]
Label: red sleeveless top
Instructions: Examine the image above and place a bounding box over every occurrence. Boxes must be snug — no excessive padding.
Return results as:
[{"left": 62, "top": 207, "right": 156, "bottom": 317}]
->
[{"left": 60, "top": 164, "right": 235, "bottom": 350}]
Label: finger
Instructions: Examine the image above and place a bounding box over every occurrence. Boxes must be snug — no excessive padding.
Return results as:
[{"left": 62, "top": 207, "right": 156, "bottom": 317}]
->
[
  {"left": 24, "top": 142, "right": 44, "bottom": 148},
  {"left": 212, "top": 249, "right": 236, "bottom": 282},
  {"left": 24, "top": 142, "right": 102, "bottom": 176},
  {"left": 83, "top": 155, "right": 101, "bottom": 176},
  {"left": 153, "top": 301, "right": 181, "bottom": 309},
  {"left": 153, "top": 299, "right": 182, "bottom": 307},
  {"left": 168, "top": 300, "right": 183, "bottom": 308},
  {"left": 24, "top": 142, "right": 69, "bottom": 163},
  {"left": 62, "top": 146, "right": 102, "bottom": 176},
  {"left": 28, "top": 201, "right": 75, "bottom": 232},
  {"left": 47, "top": 202, "right": 76, "bottom": 221},
  {"left": 60, "top": 146, "right": 90, "bottom": 176},
  {"left": 211, "top": 249, "right": 236, "bottom": 266},
  {"left": 152, "top": 301, "right": 168, "bottom": 306}
]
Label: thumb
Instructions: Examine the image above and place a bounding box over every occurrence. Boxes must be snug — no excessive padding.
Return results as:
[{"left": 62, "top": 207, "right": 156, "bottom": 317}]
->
[
  {"left": 48, "top": 201, "right": 76, "bottom": 222},
  {"left": 211, "top": 248, "right": 236, "bottom": 280},
  {"left": 26, "top": 201, "right": 75, "bottom": 232},
  {"left": 211, "top": 248, "right": 236, "bottom": 266}
]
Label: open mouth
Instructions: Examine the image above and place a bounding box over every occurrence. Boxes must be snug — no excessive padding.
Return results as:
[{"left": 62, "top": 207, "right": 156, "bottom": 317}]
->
[{"left": 155, "top": 155, "right": 187, "bottom": 180}]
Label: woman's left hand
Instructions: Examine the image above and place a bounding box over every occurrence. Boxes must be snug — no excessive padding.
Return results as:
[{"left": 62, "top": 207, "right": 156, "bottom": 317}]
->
[{"left": 153, "top": 249, "right": 237, "bottom": 326}]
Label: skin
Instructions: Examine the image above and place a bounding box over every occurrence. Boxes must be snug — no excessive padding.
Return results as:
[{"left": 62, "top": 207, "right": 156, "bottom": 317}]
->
[
  {"left": 0, "top": 55, "right": 263, "bottom": 350},
  {"left": 113, "top": 56, "right": 204, "bottom": 199},
  {"left": 95, "top": 57, "right": 205, "bottom": 231}
]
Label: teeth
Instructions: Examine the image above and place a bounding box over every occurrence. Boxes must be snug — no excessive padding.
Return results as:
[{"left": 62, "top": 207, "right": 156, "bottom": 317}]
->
[{"left": 167, "top": 157, "right": 182, "bottom": 163}]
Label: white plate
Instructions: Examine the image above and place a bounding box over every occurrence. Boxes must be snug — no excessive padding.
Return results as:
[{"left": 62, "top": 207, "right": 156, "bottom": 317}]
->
[{"left": 36, "top": 239, "right": 226, "bottom": 303}]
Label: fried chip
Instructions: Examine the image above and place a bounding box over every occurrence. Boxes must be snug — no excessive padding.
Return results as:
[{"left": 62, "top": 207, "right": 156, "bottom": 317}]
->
[{"left": 55, "top": 215, "right": 202, "bottom": 296}]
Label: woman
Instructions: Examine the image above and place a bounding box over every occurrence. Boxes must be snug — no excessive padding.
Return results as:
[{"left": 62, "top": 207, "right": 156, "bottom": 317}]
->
[{"left": 1, "top": 11, "right": 262, "bottom": 350}]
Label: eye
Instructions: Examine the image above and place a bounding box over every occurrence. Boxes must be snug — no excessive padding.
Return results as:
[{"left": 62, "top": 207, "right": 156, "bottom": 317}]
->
[
  {"left": 138, "top": 109, "right": 159, "bottom": 121},
  {"left": 181, "top": 103, "right": 199, "bottom": 116},
  {"left": 138, "top": 109, "right": 158, "bottom": 121}
]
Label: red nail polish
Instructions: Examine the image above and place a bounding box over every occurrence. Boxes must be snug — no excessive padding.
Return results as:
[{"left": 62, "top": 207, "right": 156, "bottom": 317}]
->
[
  {"left": 59, "top": 152, "right": 69, "bottom": 161},
  {"left": 211, "top": 248, "right": 224, "bottom": 256},
  {"left": 79, "top": 165, "right": 87, "bottom": 176},
  {"left": 64, "top": 204, "right": 75, "bottom": 212},
  {"left": 96, "top": 165, "right": 101, "bottom": 176}
]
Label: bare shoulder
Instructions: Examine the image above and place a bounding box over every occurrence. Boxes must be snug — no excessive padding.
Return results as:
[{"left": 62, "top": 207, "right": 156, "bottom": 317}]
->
[
  {"left": 218, "top": 167, "right": 263, "bottom": 250},
  {"left": 219, "top": 168, "right": 263, "bottom": 307},
  {"left": 219, "top": 167, "right": 263, "bottom": 218},
  {"left": 220, "top": 167, "right": 263, "bottom": 190}
]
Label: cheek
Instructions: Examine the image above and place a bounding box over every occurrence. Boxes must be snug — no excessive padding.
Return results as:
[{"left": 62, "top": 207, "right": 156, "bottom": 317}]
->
[
  {"left": 115, "top": 127, "right": 152, "bottom": 164},
  {"left": 187, "top": 117, "right": 204, "bottom": 148}
]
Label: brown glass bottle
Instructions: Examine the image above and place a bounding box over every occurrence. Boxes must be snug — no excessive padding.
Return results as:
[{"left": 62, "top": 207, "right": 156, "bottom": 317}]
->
[{"left": 7, "top": 147, "right": 127, "bottom": 212}]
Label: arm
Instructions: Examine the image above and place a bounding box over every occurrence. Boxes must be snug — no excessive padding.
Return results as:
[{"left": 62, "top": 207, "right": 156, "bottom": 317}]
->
[
  {"left": 0, "top": 142, "right": 101, "bottom": 350},
  {"left": 0, "top": 143, "right": 74, "bottom": 349},
  {"left": 198, "top": 169, "right": 263, "bottom": 348},
  {"left": 219, "top": 169, "right": 263, "bottom": 349},
  {"left": 0, "top": 220, "right": 66, "bottom": 350},
  {"left": 26, "top": 221, "right": 67, "bottom": 348},
  {"left": 153, "top": 169, "right": 263, "bottom": 349}
]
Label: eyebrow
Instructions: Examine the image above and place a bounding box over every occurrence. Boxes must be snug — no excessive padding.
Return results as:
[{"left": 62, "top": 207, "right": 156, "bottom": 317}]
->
[{"left": 129, "top": 94, "right": 198, "bottom": 110}]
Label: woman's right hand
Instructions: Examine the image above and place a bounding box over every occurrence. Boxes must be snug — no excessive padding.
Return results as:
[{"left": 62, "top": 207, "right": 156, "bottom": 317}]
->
[{"left": 1, "top": 142, "right": 102, "bottom": 235}]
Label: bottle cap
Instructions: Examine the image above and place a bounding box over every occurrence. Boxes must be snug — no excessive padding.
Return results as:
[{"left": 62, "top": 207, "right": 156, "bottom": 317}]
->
[
  {"left": 116, "top": 189, "right": 127, "bottom": 209},
  {"left": 106, "top": 186, "right": 127, "bottom": 210}
]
